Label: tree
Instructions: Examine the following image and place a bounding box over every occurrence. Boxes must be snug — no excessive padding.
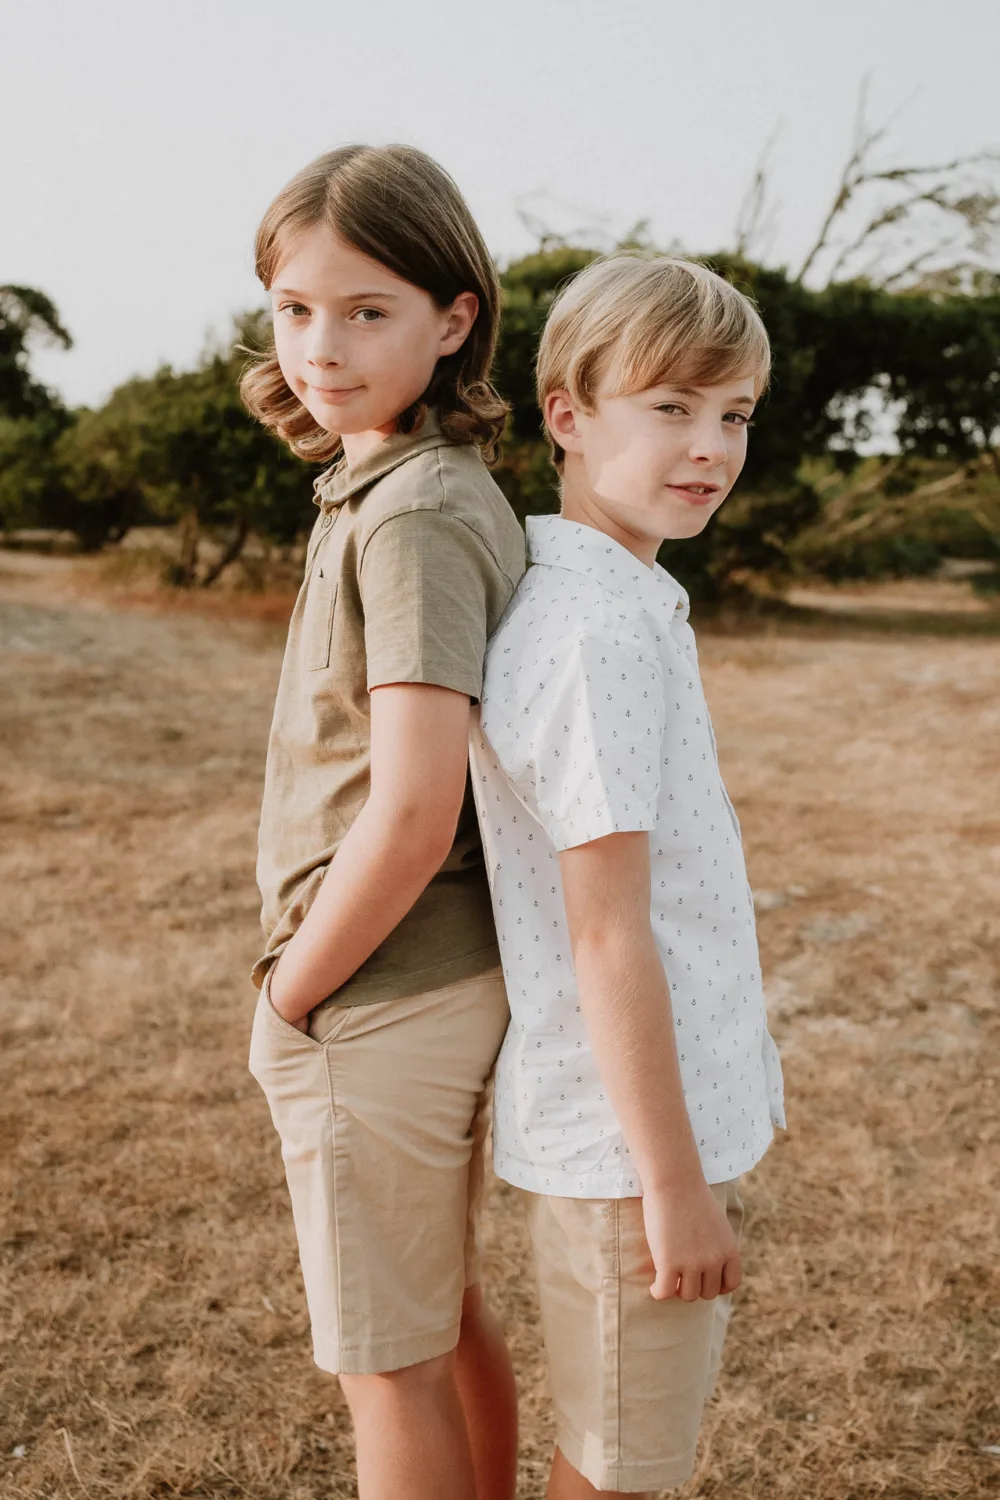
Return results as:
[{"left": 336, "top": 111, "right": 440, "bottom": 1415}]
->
[
  {"left": 0, "top": 285, "right": 72, "bottom": 420},
  {"left": 0, "top": 388, "right": 147, "bottom": 551},
  {"left": 0, "top": 309, "right": 314, "bottom": 567},
  {"left": 91, "top": 320, "right": 314, "bottom": 583},
  {"left": 0, "top": 410, "right": 73, "bottom": 535},
  {"left": 0, "top": 285, "right": 76, "bottom": 539},
  {"left": 728, "top": 86, "right": 1000, "bottom": 583}
]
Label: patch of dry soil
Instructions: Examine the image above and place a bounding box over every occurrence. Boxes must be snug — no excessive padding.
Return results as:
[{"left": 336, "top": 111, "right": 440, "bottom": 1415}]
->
[{"left": 1, "top": 553, "right": 998, "bottom": 1498}]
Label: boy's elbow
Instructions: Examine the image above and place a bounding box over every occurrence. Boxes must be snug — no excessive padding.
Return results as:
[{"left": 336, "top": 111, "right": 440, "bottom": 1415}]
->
[
  {"left": 373, "top": 794, "right": 461, "bottom": 871},
  {"left": 570, "top": 909, "right": 655, "bottom": 966},
  {"left": 417, "top": 814, "right": 461, "bottom": 871}
]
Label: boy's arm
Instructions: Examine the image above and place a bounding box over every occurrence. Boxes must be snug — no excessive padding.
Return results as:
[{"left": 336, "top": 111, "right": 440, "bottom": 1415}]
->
[
  {"left": 268, "top": 682, "right": 470, "bottom": 1023},
  {"left": 558, "top": 830, "right": 742, "bottom": 1302}
]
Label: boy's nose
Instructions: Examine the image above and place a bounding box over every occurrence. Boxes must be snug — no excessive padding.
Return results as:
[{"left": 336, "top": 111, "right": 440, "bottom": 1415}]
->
[
  {"left": 688, "top": 425, "right": 727, "bottom": 466},
  {"left": 305, "top": 317, "right": 346, "bottom": 368},
  {"left": 307, "top": 342, "right": 345, "bottom": 368}
]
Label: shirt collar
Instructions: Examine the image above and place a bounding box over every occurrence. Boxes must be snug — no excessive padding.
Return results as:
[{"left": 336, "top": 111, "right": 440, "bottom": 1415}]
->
[
  {"left": 526, "top": 515, "right": 688, "bottom": 621},
  {"left": 312, "top": 408, "right": 450, "bottom": 511}
]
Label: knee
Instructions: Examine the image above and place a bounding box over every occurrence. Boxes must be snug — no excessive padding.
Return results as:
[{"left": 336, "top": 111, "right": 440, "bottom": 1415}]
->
[{"left": 339, "top": 1349, "right": 457, "bottom": 1413}]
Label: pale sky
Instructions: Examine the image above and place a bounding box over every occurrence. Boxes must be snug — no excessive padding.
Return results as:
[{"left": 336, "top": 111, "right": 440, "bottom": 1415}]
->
[{"left": 3, "top": 0, "right": 998, "bottom": 409}]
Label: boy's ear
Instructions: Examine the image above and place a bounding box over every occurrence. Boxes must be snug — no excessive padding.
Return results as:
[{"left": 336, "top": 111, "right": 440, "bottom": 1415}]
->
[
  {"left": 543, "top": 390, "right": 584, "bottom": 456},
  {"left": 439, "top": 292, "right": 479, "bottom": 356}
]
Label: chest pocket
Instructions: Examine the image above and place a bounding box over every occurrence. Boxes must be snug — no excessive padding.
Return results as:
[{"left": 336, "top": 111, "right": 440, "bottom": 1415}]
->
[{"left": 304, "top": 564, "right": 338, "bottom": 671}]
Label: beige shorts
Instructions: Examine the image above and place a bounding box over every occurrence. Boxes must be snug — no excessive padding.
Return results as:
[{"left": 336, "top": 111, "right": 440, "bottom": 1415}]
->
[
  {"left": 521, "top": 1179, "right": 744, "bottom": 1493},
  {"left": 248, "top": 965, "right": 509, "bottom": 1375}
]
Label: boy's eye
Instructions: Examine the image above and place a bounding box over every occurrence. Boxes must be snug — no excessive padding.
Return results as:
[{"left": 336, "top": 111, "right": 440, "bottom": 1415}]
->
[
  {"left": 352, "top": 307, "right": 386, "bottom": 324},
  {"left": 278, "top": 303, "right": 309, "bottom": 319},
  {"left": 654, "top": 403, "right": 686, "bottom": 416},
  {"left": 723, "top": 411, "right": 754, "bottom": 426}
]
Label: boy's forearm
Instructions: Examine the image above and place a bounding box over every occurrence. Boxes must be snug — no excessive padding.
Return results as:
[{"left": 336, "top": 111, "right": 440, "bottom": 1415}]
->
[
  {"left": 572, "top": 927, "right": 705, "bottom": 1193},
  {"left": 268, "top": 795, "right": 451, "bottom": 1017}
]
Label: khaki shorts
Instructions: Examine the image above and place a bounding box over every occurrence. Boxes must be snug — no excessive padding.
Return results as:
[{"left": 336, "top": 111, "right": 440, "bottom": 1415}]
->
[
  {"left": 248, "top": 965, "right": 509, "bottom": 1375},
  {"left": 521, "top": 1180, "right": 744, "bottom": 1493}
]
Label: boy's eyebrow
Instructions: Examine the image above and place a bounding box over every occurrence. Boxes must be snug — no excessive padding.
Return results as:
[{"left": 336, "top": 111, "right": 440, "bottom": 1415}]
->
[
  {"left": 339, "top": 289, "right": 401, "bottom": 300},
  {"left": 661, "top": 384, "right": 756, "bottom": 407},
  {"left": 272, "top": 286, "right": 401, "bottom": 301}
]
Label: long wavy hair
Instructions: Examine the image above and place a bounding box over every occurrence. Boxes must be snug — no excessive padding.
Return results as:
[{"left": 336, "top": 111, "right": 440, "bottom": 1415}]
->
[{"left": 239, "top": 145, "right": 508, "bottom": 465}]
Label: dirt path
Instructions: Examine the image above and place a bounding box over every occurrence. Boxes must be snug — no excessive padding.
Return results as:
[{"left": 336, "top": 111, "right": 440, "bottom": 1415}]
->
[{"left": 2, "top": 555, "right": 998, "bottom": 1499}]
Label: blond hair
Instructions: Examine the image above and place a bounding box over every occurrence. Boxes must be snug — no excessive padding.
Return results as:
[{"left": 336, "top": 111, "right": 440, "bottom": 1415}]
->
[
  {"left": 240, "top": 145, "right": 508, "bottom": 464},
  {"left": 536, "top": 254, "right": 770, "bottom": 467}
]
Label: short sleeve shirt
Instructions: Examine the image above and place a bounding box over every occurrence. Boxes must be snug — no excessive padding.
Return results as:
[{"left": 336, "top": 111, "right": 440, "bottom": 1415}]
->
[
  {"left": 470, "top": 516, "right": 785, "bottom": 1195},
  {"left": 255, "top": 412, "right": 526, "bottom": 1004}
]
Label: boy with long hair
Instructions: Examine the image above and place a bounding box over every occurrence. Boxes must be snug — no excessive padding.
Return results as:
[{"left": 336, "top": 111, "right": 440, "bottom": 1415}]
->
[{"left": 244, "top": 145, "right": 524, "bottom": 1500}]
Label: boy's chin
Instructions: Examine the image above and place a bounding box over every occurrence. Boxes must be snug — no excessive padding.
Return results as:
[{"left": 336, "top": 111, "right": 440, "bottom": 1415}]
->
[
  {"left": 302, "top": 394, "right": 406, "bottom": 438},
  {"left": 334, "top": 401, "right": 426, "bottom": 438},
  {"left": 659, "top": 510, "right": 717, "bottom": 541}
]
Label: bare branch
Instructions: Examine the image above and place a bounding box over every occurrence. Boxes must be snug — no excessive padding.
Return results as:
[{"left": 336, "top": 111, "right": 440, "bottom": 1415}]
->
[
  {"left": 868, "top": 150, "right": 1000, "bottom": 183},
  {"left": 734, "top": 124, "right": 782, "bottom": 259},
  {"left": 793, "top": 75, "right": 1000, "bottom": 288},
  {"left": 514, "top": 190, "right": 616, "bottom": 253},
  {"left": 794, "top": 76, "right": 906, "bottom": 283},
  {"left": 879, "top": 246, "right": 949, "bottom": 290},
  {"left": 795, "top": 82, "right": 873, "bottom": 284},
  {"left": 815, "top": 459, "right": 999, "bottom": 551},
  {"left": 825, "top": 186, "right": 982, "bottom": 283}
]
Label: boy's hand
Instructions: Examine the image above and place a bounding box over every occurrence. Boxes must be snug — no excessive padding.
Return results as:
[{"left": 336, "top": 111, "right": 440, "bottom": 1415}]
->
[
  {"left": 268, "top": 966, "right": 312, "bottom": 1033},
  {"left": 278, "top": 1004, "right": 310, "bottom": 1035},
  {"left": 643, "top": 1177, "right": 741, "bottom": 1302}
]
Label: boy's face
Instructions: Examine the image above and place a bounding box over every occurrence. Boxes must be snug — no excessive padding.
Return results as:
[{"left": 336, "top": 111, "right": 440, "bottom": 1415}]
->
[
  {"left": 270, "top": 224, "right": 477, "bottom": 442},
  {"left": 548, "top": 373, "right": 758, "bottom": 556}
]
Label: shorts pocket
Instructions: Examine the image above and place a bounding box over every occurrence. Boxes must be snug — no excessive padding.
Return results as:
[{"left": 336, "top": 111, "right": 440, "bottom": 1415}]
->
[
  {"left": 249, "top": 979, "right": 329, "bottom": 1087},
  {"left": 305, "top": 568, "right": 337, "bottom": 671},
  {"left": 262, "top": 985, "right": 321, "bottom": 1047},
  {"left": 259, "top": 966, "right": 357, "bottom": 1050},
  {"left": 308, "top": 999, "right": 357, "bottom": 1045}
]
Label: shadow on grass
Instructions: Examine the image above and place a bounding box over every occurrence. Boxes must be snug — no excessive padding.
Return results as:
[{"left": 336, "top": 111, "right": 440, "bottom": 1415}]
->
[{"left": 701, "top": 594, "right": 1000, "bottom": 640}]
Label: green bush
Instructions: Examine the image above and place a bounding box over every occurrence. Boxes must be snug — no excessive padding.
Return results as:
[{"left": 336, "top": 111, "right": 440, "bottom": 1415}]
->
[{"left": 3, "top": 263, "right": 997, "bottom": 596}]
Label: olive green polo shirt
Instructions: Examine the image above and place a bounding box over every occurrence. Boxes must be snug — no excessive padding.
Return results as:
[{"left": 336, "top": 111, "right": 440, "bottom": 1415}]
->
[{"left": 254, "top": 411, "right": 526, "bottom": 1005}]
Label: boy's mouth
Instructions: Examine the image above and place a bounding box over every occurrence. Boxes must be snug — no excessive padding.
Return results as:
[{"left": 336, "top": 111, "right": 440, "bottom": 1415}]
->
[
  {"left": 308, "top": 385, "right": 363, "bottom": 403},
  {"left": 666, "top": 482, "right": 721, "bottom": 505}
]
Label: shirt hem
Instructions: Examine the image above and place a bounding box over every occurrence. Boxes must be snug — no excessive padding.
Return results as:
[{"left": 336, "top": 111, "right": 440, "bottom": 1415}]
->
[
  {"left": 549, "top": 808, "right": 658, "bottom": 853},
  {"left": 257, "top": 940, "right": 502, "bottom": 1010},
  {"left": 493, "top": 1127, "right": 777, "bottom": 1197},
  {"left": 366, "top": 663, "right": 483, "bottom": 700}
]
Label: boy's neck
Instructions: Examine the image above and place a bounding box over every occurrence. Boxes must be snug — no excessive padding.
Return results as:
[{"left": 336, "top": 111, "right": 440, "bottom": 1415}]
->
[
  {"left": 559, "top": 461, "right": 661, "bottom": 570},
  {"left": 341, "top": 418, "right": 399, "bottom": 468}
]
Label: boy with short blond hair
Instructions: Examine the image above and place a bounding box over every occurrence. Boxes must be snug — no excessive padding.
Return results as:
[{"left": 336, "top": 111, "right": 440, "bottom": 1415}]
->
[{"left": 470, "top": 254, "right": 785, "bottom": 1497}]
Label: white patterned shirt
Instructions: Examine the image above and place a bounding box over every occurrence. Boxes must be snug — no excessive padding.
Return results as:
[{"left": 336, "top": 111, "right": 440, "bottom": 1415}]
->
[{"left": 470, "top": 516, "right": 785, "bottom": 1197}]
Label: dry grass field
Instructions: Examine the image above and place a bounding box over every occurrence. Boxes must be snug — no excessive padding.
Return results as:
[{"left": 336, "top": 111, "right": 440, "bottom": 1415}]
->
[{"left": 1, "top": 551, "right": 998, "bottom": 1500}]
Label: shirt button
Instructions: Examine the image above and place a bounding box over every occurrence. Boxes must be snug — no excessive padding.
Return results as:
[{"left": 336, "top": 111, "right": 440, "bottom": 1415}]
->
[{"left": 322, "top": 514, "right": 332, "bottom": 529}]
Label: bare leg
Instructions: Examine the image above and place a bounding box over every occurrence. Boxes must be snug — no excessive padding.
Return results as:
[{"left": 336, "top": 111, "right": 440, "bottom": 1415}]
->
[
  {"left": 547, "top": 1444, "right": 651, "bottom": 1500},
  {"left": 340, "top": 1350, "right": 476, "bottom": 1500},
  {"left": 455, "top": 1284, "right": 519, "bottom": 1500}
]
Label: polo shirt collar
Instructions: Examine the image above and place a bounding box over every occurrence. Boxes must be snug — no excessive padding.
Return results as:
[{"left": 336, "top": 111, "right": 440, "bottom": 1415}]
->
[
  {"left": 313, "top": 408, "right": 451, "bottom": 511},
  {"left": 526, "top": 515, "right": 687, "bottom": 620}
]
